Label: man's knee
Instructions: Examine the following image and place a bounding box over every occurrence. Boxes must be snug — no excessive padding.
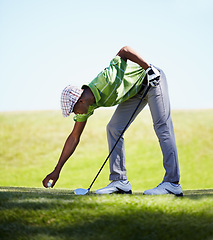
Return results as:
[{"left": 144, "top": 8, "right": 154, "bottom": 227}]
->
[
  {"left": 154, "top": 121, "right": 171, "bottom": 140},
  {"left": 107, "top": 121, "right": 123, "bottom": 138}
]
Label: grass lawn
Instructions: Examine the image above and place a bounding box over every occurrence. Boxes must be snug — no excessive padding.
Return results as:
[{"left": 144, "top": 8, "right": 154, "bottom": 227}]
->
[
  {"left": 0, "top": 109, "right": 212, "bottom": 190},
  {"left": 0, "top": 109, "right": 213, "bottom": 239},
  {"left": 0, "top": 187, "right": 213, "bottom": 240}
]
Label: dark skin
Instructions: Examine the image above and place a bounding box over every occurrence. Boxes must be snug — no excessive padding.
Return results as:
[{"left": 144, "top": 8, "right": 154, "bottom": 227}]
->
[
  {"left": 42, "top": 46, "right": 155, "bottom": 188},
  {"left": 116, "top": 46, "right": 150, "bottom": 70}
]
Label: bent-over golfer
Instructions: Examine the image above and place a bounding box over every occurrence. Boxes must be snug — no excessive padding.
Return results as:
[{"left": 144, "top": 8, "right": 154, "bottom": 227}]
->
[{"left": 42, "top": 46, "right": 183, "bottom": 196}]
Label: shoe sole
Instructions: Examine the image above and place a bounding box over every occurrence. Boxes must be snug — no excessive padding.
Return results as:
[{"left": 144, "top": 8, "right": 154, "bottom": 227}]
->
[
  {"left": 175, "top": 192, "right": 183, "bottom": 197},
  {"left": 95, "top": 188, "right": 132, "bottom": 195},
  {"left": 165, "top": 188, "right": 183, "bottom": 197},
  {"left": 113, "top": 187, "right": 132, "bottom": 195},
  {"left": 143, "top": 192, "right": 183, "bottom": 197}
]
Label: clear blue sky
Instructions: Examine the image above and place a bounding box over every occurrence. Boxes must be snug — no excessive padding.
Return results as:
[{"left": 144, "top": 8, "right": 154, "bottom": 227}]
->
[{"left": 0, "top": 0, "right": 213, "bottom": 111}]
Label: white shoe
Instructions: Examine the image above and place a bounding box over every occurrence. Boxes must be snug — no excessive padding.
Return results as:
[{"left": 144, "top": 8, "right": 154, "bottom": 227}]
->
[
  {"left": 143, "top": 182, "right": 183, "bottom": 197},
  {"left": 146, "top": 65, "right": 160, "bottom": 87},
  {"left": 95, "top": 180, "right": 132, "bottom": 194}
]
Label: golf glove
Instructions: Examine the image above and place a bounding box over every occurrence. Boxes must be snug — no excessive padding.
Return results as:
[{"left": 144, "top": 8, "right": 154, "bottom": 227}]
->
[{"left": 146, "top": 65, "right": 160, "bottom": 87}]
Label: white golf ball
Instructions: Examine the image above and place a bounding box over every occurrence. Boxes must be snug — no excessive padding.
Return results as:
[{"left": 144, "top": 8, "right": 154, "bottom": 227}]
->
[{"left": 47, "top": 182, "right": 51, "bottom": 188}]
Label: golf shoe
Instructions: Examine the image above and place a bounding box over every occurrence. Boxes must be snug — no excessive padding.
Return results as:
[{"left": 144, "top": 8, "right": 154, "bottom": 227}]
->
[
  {"left": 143, "top": 182, "right": 183, "bottom": 196},
  {"left": 95, "top": 180, "right": 132, "bottom": 194}
]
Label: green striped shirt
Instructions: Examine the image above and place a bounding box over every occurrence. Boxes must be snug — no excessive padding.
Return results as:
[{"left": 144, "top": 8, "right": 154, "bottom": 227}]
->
[{"left": 74, "top": 56, "right": 146, "bottom": 122}]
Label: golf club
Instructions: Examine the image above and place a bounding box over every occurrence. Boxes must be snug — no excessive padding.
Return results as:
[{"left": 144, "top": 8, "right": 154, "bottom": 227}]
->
[{"left": 74, "top": 83, "right": 151, "bottom": 195}]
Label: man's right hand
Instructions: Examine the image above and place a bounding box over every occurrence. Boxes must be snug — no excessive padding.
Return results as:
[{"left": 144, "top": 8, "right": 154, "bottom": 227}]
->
[
  {"left": 146, "top": 65, "right": 160, "bottom": 87},
  {"left": 42, "top": 169, "right": 60, "bottom": 188}
]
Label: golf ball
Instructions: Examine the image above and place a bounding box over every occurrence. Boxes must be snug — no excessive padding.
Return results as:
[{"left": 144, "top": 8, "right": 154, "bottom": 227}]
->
[{"left": 47, "top": 182, "right": 51, "bottom": 187}]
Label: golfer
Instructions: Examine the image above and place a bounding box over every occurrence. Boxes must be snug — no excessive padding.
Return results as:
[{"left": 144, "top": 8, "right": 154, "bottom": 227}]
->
[{"left": 43, "top": 46, "right": 183, "bottom": 196}]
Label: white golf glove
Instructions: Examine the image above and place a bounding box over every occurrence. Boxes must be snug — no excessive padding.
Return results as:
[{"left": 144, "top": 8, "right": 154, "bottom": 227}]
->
[{"left": 146, "top": 65, "right": 160, "bottom": 87}]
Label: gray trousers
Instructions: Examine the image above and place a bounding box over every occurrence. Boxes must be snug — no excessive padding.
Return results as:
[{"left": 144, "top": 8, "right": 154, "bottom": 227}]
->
[{"left": 107, "top": 68, "right": 180, "bottom": 183}]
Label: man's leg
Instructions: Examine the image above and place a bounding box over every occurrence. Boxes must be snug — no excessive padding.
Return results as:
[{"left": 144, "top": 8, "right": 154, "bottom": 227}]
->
[
  {"left": 107, "top": 93, "right": 148, "bottom": 181},
  {"left": 147, "top": 68, "right": 180, "bottom": 183}
]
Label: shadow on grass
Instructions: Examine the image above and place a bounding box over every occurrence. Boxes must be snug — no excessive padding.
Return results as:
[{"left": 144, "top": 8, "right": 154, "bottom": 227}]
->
[
  {"left": 183, "top": 189, "right": 213, "bottom": 199},
  {"left": 0, "top": 187, "right": 213, "bottom": 240},
  {"left": 133, "top": 189, "right": 213, "bottom": 200}
]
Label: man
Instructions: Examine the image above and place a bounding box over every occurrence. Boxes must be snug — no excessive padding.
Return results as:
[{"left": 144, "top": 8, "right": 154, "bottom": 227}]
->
[{"left": 42, "top": 46, "right": 183, "bottom": 196}]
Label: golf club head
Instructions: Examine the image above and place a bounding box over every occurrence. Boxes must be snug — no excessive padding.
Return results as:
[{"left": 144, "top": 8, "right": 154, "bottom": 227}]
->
[{"left": 74, "top": 188, "right": 89, "bottom": 195}]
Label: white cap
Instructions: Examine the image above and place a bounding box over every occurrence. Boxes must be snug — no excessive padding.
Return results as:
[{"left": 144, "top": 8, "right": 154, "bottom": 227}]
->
[{"left": 60, "top": 85, "right": 83, "bottom": 117}]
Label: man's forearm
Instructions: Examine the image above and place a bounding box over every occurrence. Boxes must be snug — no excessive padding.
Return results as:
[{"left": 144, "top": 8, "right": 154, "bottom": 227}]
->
[
  {"left": 54, "top": 121, "right": 87, "bottom": 173},
  {"left": 54, "top": 133, "right": 80, "bottom": 172},
  {"left": 43, "top": 116, "right": 87, "bottom": 188},
  {"left": 117, "top": 46, "right": 150, "bottom": 70},
  {"left": 42, "top": 133, "right": 80, "bottom": 188}
]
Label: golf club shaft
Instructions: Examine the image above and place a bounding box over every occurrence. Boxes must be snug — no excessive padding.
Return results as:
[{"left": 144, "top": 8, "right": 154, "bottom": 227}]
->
[{"left": 88, "top": 84, "right": 151, "bottom": 191}]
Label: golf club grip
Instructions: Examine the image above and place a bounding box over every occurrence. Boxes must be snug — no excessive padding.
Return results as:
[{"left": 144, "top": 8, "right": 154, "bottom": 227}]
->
[{"left": 88, "top": 84, "right": 151, "bottom": 190}]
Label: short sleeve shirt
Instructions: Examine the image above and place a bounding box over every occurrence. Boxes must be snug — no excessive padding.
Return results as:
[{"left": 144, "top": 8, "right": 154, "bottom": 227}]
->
[{"left": 74, "top": 56, "right": 146, "bottom": 122}]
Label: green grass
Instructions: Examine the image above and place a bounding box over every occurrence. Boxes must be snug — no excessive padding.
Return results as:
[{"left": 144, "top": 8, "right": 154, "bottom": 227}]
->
[
  {"left": 0, "top": 109, "right": 213, "bottom": 239},
  {"left": 0, "top": 187, "right": 213, "bottom": 240},
  {"left": 0, "top": 109, "right": 212, "bottom": 190}
]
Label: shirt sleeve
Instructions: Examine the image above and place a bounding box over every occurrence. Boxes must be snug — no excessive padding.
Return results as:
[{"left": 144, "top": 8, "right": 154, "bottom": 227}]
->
[
  {"left": 73, "top": 105, "right": 97, "bottom": 122},
  {"left": 106, "top": 56, "right": 127, "bottom": 82},
  {"left": 83, "top": 56, "right": 127, "bottom": 107}
]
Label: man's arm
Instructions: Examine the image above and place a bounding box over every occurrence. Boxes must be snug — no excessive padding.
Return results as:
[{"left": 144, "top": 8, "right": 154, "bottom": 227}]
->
[
  {"left": 42, "top": 121, "right": 87, "bottom": 188},
  {"left": 117, "top": 46, "right": 160, "bottom": 87},
  {"left": 116, "top": 46, "right": 150, "bottom": 70}
]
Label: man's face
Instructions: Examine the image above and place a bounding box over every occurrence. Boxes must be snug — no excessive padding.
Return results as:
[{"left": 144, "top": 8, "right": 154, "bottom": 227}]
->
[{"left": 73, "top": 100, "right": 89, "bottom": 115}]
